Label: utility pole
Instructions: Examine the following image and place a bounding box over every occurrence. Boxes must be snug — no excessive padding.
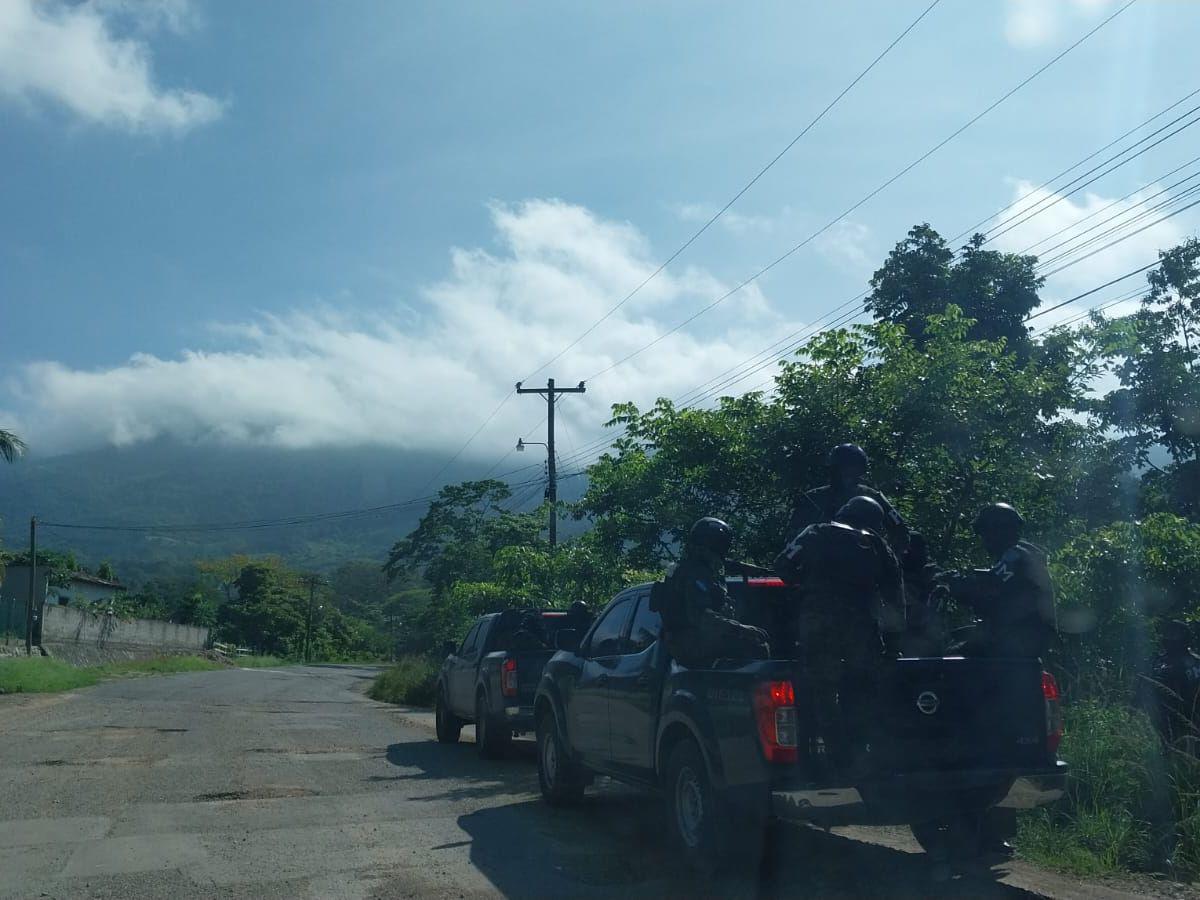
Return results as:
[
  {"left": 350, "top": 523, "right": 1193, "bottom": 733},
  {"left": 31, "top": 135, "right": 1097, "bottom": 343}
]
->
[
  {"left": 516, "top": 378, "right": 585, "bottom": 546},
  {"left": 301, "top": 574, "right": 322, "bottom": 664},
  {"left": 25, "top": 516, "right": 36, "bottom": 655}
]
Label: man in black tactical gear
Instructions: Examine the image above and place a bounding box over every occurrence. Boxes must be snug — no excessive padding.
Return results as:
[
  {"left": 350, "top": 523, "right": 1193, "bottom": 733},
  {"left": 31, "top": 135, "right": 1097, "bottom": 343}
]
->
[
  {"left": 787, "top": 443, "right": 910, "bottom": 555},
  {"left": 660, "top": 517, "right": 770, "bottom": 669},
  {"left": 897, "top": 531, "right": 950, "bottom": 657},
  {"left": 1142, "top": 620, "right": 1200, "bottom": 747},
  {"left": 775, "top": 495, "right": 904, "bottom": 774},
  {"left": 943, "top": 503, "right": 1056, "bottom": 659}
]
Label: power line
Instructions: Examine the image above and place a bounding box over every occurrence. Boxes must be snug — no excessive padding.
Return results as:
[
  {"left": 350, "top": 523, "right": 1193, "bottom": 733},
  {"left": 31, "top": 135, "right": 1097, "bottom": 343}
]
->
[
  {"left": 1018, "top": 157, "right": 1200, "bottom": 258},
  {"left": 977, "top": 105, "right": 1200, "bottom": 247},
  {"left": 582, "top": 0, "right": 1139, "bottom": 383},
  {"left": 948, "top": 85, "right": 1200, "bottom": 245},
  {"left": 414, "top": 389, "right": 515, "bottom": 497},
  {"left": 519, "top": 0, "right": 943, "bottom": 383}
]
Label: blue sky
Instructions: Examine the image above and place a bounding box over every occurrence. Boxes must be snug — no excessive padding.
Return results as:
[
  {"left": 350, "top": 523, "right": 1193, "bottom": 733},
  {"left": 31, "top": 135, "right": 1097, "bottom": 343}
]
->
[{"left": 2, "top": 0, "right": 1198, "bottom": 464}]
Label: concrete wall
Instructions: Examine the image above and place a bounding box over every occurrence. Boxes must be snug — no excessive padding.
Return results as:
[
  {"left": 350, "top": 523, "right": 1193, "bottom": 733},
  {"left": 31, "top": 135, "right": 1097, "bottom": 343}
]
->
[{"left": 41, "top": 605, "right": 210, "bottom": 655}]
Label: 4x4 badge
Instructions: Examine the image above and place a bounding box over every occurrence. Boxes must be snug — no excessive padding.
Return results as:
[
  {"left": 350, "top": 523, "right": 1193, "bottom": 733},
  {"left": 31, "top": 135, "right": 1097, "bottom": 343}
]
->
[{"left": 916, "top": 691, "right": 940, "bottom": 715}]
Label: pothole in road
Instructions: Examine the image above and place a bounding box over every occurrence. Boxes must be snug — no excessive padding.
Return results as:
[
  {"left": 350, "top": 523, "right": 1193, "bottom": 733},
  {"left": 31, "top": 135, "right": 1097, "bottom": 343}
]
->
[
  {"left": 37, "top": 756, "right": 155, "bottom": 767},
  {"left": 192, "top": 786, "right": 319, "bottom": 802}
]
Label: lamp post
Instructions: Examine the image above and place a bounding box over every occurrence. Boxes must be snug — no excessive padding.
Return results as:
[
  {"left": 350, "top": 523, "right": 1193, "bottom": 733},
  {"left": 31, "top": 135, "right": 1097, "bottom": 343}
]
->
[{"left": 516, "top": 438, "right": 555, "bottom": 544}]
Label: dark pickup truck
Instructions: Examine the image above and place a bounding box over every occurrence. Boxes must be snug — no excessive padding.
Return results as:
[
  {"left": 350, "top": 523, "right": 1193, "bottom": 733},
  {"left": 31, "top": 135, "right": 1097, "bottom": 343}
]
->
[
  {"left": 435, "top": 608, "right": 582, "bottom": 758},
  {"left": 533, "top": 576, "right": 1067, "bottom": 869}
]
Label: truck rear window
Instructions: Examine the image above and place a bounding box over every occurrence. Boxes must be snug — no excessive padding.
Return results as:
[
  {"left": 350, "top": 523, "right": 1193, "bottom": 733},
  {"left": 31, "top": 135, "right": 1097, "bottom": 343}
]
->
[{"left": 489, "top": 611, "right": 575, "bottom": 652}]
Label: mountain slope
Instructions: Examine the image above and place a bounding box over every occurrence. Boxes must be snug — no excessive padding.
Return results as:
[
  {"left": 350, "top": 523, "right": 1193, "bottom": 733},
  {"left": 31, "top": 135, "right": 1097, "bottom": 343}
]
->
[{"left": 0, "top": 440, "right": 566, "bottom": 582}]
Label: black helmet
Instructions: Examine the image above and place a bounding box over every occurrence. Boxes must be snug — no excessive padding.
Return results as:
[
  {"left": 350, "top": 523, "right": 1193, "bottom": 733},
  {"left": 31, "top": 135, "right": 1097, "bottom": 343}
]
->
[
  {"left": 827, "top": 443, "right": 869, "bottom": 475},
  {"left": 687, "top": 517, "right": 733, "bottom": 557},
  {"left": 833, "top": 495, "right": 885, "bottom": 533},
  {"left": 972, "top": 503, "right": 1024, "bottom": 540},
  {"left": 569, "top": 600, "right": 591, "bottom": 618}
]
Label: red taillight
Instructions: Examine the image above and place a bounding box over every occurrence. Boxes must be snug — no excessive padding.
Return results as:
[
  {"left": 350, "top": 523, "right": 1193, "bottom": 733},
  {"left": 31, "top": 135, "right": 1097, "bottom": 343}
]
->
[
  {"left": 753, "top": 680, "right": 798, "bottom": 764},
  {"left": 502, "top": 657, "right": 518, "bottom": 698},
  {"left": 1043, "top": 671, "right": 1064, "bottom": 755}
]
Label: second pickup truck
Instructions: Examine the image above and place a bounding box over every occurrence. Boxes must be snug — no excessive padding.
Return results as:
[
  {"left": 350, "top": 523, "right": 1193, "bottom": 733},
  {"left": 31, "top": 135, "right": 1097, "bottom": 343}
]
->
[{"left": 435, "top": 608, "right": 581, "bottom": 758}]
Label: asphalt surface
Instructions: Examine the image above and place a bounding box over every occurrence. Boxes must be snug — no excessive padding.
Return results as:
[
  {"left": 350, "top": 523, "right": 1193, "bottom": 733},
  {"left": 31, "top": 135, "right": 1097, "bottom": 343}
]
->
[{"left": 0, "top": 665, "right": 1180, "bottom": 899}]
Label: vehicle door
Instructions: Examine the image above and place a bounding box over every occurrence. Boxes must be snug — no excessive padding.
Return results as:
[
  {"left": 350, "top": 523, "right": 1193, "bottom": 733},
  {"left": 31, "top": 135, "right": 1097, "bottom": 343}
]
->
[
  {"left": 567, "top": 595, "right": 634, "bottom": 766},
  {"left": 607, "top": 592, "right": 667, "bottom": 779},
  {"left": 450, "top": 621, "right": 483, "bottom": 717}
]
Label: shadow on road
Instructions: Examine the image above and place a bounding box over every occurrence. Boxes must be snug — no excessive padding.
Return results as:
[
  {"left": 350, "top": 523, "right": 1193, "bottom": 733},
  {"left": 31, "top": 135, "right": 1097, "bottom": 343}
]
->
[
  {"left": 381, "top": 738, "right": 538, "bottom": 803},
  {"left": 383, "top": 733, "right": 1040, "bottom": 899}
]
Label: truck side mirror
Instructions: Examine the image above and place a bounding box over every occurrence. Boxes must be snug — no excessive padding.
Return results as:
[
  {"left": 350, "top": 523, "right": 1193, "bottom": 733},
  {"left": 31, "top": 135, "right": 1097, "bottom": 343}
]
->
[
  {"left": 555, "top": 629, "right": 581, "bottom": 652},
  {"left": 442, "top": 640, "right": 456, "bottom": 658}
]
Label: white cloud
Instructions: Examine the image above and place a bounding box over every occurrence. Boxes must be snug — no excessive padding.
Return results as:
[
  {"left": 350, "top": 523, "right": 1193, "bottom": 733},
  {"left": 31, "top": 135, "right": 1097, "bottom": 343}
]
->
[
  {"left": 675, "top": 202, "right": 778, "bottom": 236},
  {"left": 10, "top": 200, "right": 800, "bottom": 457},
  {"left": 1004, "top": 0, "right": 1115, "bottom": 48},
  {"left": 990, "top": 177, "right": 1196, "bottom": 321},
  {"left": 813, "top": 221, "right": 874, "bottom": 274},
  {"left": 0, "top": 0, "right": 222, "bottom": 134}
]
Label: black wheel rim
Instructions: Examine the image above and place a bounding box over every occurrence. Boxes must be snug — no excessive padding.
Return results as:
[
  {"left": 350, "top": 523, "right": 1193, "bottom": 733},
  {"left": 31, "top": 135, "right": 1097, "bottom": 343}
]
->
[
  {"left": 541, "top": 728, "right": 557, "bottom": 786},
  {"left": 675, "top": 765, "right": 705, "bottom": 849}
]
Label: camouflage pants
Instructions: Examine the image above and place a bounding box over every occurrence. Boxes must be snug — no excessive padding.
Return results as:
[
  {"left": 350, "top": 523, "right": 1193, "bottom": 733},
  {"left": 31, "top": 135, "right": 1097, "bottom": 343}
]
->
[{"left": 796, "top": 607, "right": 881, "bottom": 768}]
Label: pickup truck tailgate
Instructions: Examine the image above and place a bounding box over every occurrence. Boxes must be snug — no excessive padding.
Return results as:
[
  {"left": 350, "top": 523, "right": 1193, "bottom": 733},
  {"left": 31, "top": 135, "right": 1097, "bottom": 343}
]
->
[{"left": 855, "top": 657, "right": 1049, "bottom": 773}]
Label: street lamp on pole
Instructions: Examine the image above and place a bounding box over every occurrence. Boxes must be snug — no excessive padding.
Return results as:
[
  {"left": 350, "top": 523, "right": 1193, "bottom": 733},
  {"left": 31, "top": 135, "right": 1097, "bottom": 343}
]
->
[{"left": 515, "top": 438, "right": 555, "bottom": 540}]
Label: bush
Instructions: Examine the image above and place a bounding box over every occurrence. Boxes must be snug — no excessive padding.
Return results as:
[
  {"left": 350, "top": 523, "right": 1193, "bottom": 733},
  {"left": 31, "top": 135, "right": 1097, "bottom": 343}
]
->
[
  {"left": 1017, "top": 700, "right": 1197, "bottom": 876},
  {"left": 368, "top": 656, "right": 438, "bottom": 707},
  {"left": 0, "top": 654, "right": 221, "bottom": 694},
  {"left": 96, "top": 656, "right": 224, "bottom": 677},
  {"left": 0, "top": 657, "right": 100, "bottom": 693}
]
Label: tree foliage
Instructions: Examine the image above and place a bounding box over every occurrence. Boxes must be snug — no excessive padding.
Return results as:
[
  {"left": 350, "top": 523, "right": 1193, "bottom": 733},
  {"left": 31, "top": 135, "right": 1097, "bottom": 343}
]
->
[{"left": 865, "top": 224, "right": 1043, "bottom": 357}]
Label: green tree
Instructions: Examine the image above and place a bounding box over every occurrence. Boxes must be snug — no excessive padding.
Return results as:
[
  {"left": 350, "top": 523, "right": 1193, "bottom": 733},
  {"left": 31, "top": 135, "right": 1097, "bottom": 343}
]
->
[
  {"left": 866, "top": 224, "right": 1043, "bottom": 357},
  {"left": 579, "top": 308, "right": 1122, "bottom": 572},
  {"left": 0, "top": 429, "right": 25, "bottom": 463},
  {"left": 1094, "top": 239, "right": 1200, "bottom": 519},
  {"left": 383, "top": 480, "right": 544, "bottom": 595},
  {"left": 220, "top": 562, "right": 306, "bottom": 656},
  {"left": 1050, "top": 514, "right": 1200, "bottom": 695}
]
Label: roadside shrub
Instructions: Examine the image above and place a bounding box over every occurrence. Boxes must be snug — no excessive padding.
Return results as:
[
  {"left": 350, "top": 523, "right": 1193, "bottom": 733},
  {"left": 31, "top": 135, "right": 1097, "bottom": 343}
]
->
[
  {"left": 1018, "top": 700, "right": 1176, "bottom": 875},
  {"left": 0, "top": 657, "right": 100, "bottom": 694},
  {"left": 368, "top": 655, "right": 438, "bottom": 707}
]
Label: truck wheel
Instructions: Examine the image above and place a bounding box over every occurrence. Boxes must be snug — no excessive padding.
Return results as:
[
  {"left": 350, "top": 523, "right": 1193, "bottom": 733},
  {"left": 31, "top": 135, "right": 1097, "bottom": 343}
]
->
[
  {"left": 537, "top": 713, "right": 585, "bottom": 806},
  {"left": 665, "top": 740, "right": 728, "bottom": 874},
  {"left": 434, "top": 690, "right": 461, "bottom": 744},
  {"left": 476, "top": 693, "right": 511, "bottom": 759}
]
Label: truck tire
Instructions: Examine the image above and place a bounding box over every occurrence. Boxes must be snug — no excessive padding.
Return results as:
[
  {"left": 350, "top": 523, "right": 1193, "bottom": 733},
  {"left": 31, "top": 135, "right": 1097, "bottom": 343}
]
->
[
  {"left": 536, "top": 712, "right": 585, "bottom": 806},
  {"left": 434, "top": 690, "right": 461, "bottom": 744},
  {"left": 476, "top": 693, "right": 511, "bottom": 759},
  {"left": 665, "top": 740, "right": 728, "bottom": 875}
]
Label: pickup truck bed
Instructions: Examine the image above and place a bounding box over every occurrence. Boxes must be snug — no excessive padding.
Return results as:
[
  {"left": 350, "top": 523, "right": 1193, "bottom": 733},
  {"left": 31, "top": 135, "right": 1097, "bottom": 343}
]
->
[{"left": 534, "top": 578, "right": 1066, "bottom": 869}]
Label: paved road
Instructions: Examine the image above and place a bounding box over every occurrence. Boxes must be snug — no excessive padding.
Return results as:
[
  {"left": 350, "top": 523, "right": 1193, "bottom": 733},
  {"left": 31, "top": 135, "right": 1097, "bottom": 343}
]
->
[{"left": 0, "top": 665, "right": 1174, "bottom": 899}]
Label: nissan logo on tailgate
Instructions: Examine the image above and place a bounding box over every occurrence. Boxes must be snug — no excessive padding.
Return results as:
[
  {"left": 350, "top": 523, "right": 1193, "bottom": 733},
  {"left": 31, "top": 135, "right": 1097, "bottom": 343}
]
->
[{"left": 916, "top": 691, "right": 940, "bottom": 715}]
